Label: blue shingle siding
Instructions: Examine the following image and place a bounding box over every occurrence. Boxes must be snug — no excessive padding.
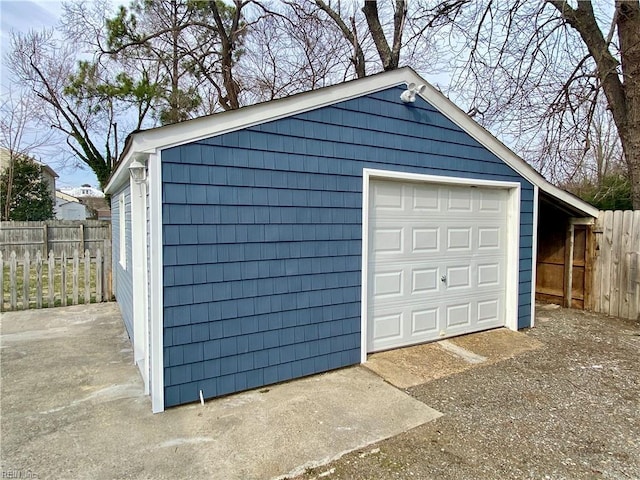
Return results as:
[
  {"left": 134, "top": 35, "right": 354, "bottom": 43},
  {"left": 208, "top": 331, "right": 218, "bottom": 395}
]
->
[
  {"left": 162, "top": 86, "right": 534, "bottom": 407},
  {"left": 111, "top": 185, "right": 134, "bottom": 341}
]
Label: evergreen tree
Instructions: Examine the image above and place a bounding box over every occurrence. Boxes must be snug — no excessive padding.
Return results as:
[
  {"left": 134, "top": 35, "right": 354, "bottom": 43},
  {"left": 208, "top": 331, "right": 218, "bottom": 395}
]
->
[{"left": 0, "top": 155, "right": 54, "bottom": 221}]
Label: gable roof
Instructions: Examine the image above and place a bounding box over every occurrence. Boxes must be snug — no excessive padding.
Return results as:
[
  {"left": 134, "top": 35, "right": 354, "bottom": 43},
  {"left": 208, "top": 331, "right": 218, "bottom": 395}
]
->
[
  {"left": 55, "top": 190, "right": 80, "bottom": 203},
  {"left": 104, "top": 67, "right": 598, "bottom": 218}
]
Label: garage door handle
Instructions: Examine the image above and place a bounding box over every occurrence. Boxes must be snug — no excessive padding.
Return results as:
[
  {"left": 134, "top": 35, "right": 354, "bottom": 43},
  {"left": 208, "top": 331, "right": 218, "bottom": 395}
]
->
[{"left": 441, "top": 275, "right": 447, "bottom": 283}]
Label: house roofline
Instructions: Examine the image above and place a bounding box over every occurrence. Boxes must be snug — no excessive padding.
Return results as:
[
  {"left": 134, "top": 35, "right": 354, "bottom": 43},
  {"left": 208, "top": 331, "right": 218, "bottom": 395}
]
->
[{"left": 104, "top": 67, "right": 598, "bottom": 218}]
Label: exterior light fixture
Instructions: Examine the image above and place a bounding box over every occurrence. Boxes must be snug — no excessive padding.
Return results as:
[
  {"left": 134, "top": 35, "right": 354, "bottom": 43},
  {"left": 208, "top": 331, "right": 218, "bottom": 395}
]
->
[
  {"left": 129, "top": 156, "right": 147, "bottom": 185},
  {"left": 400, "top": 83, "right": 426, "bottom": 103}
]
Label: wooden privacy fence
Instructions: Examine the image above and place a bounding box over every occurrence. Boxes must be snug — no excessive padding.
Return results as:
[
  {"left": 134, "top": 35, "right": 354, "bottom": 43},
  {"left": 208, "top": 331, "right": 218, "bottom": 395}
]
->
[
  {"left": 0, "top": 220, "right": 111, "bottom": 257},
  {"left": 592, "top": 210, "right": 640, "bottom": 320},
  {"left": 0, "top": 248, "right": 112, "bottom": 311}
]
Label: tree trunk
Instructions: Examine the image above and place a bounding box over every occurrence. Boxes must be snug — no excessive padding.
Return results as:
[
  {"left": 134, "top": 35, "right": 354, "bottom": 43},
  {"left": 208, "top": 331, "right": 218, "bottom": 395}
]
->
[
  {"left": 315, "top": 0, "right": 366, "bottom": 78},
  {"left": 210, "top": 1, "right": 241, "bottom": 111},
  {"left": 548, "top": 0, "right": 640, "bottom": 208},
  {"left": 616, "top": 0, "right": 640, "bottom": 208}
]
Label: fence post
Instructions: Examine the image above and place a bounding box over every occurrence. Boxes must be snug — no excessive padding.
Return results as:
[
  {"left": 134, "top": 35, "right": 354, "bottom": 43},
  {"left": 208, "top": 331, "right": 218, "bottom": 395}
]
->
[
  {"left": 10, "top": 251, "right": 17, "bottom": 310},
  {"left": 84, "top": 249, "right": 90, "bottom": 304},
  {"left": 72, "top": 249, "right": 79, "bottom": 305},
  {"left": 103, "top": 239, "right": 112, "bottom": 300},
  {"left": 42, "top": 224, "right": 48, "bottom": 256},
  {"left": 48, "top": 251, "right": 55, "bottom": 307},
  {"left": 61, "top": 251, "right": 67, "bottom": 307},
  {"left": 36, "top": 251, "right": 43, "bottom": 309},
  {"left": 96, "top": 249, "right": 103, "bottom": 303},
  {"left": 0, "top": 251, "right": 4, "bottom": 313},
  {"left": 79, "top": 224, "right": 85, "bottom": 254},
  {"left": 23, "top": 251, "right": 30, "bottom": 310}
]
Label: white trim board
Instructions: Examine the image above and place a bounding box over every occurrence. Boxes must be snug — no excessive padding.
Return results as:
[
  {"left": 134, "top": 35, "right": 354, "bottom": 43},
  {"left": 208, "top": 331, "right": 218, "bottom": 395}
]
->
[
  {"left": 104, "top": 67, "right": 597, "bottom": 219},
  {"left": 129, "top": 170, "right": 149, "bottom": 392},
  {"left": 530, "top": 185, "right": 539, "bottom": 329},
  {"left": 360, "top": 168, "right": 520, "bottom": 362},
  {"left": 148, "top": 152, "right": 165, "bottom": 413}
]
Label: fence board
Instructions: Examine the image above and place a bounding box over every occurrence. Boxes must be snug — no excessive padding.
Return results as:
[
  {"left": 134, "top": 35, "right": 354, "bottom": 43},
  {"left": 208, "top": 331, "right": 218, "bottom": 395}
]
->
[
  {"left": 23, "top": 252, "right": 30, "bottom": 310},
  {"left": 48, "top": 251, "right": 55, "bottom": 307},
  {"left": 0, "top": 220, "right": 111, "bottom": 257},
  {"left": 61, "top": 251, "right": 67, "bottom": 307},
  {"left": 610, "top": 211, "right": 623, "bottom": 316},
  {"left": 593, "top": 210, "right": 640, "bottom": 320},
  {"left": 630, "top": 211, "right": 640, "bottom": 321},
  {"left": 84, "top": 249, "right": 90, "bottom": 304},
  {"left": 620, "top": 211, "right": 633, "bottom": 319},
  {"left": 0, "top": 252, "right": 3, "bottom": 313},
  {"left": 72, "top": 250, "right": 79, "bottom": 305},
  {"left": 1, "top": 248, "right": 108, "bottom": 311},
  {"left": 96, "top": 249, "right": 103, "bottom": 303},
  {"left": 600, "top": 211, "right": 614, "bottom": 315},
  {"left": 36, "top": 251, "right": 43, "bottom": 309},
  {"left": 10, "top": 252, "right": 17, "bottom": 309}
]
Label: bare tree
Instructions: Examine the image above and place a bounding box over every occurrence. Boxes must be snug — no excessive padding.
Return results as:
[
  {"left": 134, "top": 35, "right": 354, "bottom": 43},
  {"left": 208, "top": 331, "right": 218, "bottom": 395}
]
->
[
  {"left": 0, "top": 88, "right": 54, "bottom": 219},
  {"left": 8, "top": 30, "right": 119, "bottom": 188},
  {"left": 451, "top": 0, "right": 640, "bottom": 208},
  {"left": 242, "top": 1, "right": 353, "bottom": 102}
]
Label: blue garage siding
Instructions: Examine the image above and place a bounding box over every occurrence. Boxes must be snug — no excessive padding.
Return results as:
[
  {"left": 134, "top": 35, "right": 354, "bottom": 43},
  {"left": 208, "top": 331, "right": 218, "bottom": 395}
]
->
[
  {"left": 111, "top": 185, "right": 134, "bottom": 341},
  {"left": 161, "top": 86, "right": 535, "bottom": 407}
]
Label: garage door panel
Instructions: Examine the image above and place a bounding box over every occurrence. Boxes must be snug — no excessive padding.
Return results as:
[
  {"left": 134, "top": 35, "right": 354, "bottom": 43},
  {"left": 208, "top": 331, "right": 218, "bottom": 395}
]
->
[
  {"left": 447, "top": 227, "right": 472, "bottom": 250},
  {"left": 479, "top": 190, "right": 504, "bottom": 212},
  {"left": 478, "top": 263, "right": 500, "bottom": 286},
  {"left": 447, "top": 188, "right": 473, "bottom": 211},
  {"left": 412, "top": 268, "right": 439, "bottom": 293},
  {"left": 373, "top": 313, "right": 403, "bottom": 341},
  {"left": 412, "top": 227, "right": 439, "bottom": 252},
  {"left": 478, "top": 227, "right": 501, "bottom": 249},
  {"left": 445, "top": 265, "right": 470, "bottom": 289},
  {"left": 368, "top": 179, "right": 508, "bottom": 352},
  {"left": 372, "top": 228, "right": 403, "bottom": 254},
  {"left": 373, "top": 270, "right": 404, "bottom": 297},
  {"left": 477, "top": 299, "right": 500, "bottom": 323},
  {"left": 373, "top": 182, "right": 404, "bottom": 209},
  {"left": 446, "top": 303, "right": 471, "bottom": 327},
  {"left": 412, "top": 186, "right": 439, "bottom": 210},
  {"left": 412, "top": 308, "right": 439, "bottom": 334}
]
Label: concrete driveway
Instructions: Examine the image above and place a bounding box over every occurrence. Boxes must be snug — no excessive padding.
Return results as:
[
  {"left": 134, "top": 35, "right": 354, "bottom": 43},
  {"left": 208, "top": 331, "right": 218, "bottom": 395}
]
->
[
  {"left": 0, "top": 303, "right": 439, "bottom": 480},
  {"left": 3, "top": 303, "right": 638, "bottom": 479}
]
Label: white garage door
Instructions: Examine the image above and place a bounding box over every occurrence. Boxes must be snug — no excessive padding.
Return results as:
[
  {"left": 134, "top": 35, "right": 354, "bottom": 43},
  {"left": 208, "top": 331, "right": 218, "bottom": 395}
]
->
[{"left": 367, "top": 179, "right": 509, "bottom": 352}]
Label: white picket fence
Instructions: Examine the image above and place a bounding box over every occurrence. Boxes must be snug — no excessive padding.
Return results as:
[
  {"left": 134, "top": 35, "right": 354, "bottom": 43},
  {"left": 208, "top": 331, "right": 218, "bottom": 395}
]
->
[{"left": 0, "top": 249, "right": 111, "bottom": 311}]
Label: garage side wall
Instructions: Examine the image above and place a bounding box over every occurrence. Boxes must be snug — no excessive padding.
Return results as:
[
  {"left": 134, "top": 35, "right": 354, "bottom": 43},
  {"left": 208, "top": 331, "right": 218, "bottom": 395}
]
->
[
  {"left": 161, "top": 86, "right": 535, "bottom": 407},
  {"left": 111, "top": 184, "right": 134, "bottom": 341}
]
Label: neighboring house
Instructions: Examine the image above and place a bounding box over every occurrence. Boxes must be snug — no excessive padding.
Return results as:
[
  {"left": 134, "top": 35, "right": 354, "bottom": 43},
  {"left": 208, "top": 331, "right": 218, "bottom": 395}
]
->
[
  {"left": 104, "top": 67, "right": 599, "bottom": 413},
  {"left": 55, "top": 190, "right": 88, "bottom": 220},
  {"left": 61, "top": 184, "right": 110, "bottom": 220},
  {"left": 0, "top": 147, "right": 58, "bottom": 204},
  {"left": 61, "top": 184, "right": 105, "bottom": 198}
]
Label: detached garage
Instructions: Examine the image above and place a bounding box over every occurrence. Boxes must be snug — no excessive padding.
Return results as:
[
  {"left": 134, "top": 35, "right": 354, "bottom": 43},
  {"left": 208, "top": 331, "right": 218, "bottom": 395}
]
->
[{"left": 105, "top": 67, "right": 598, "bottom": 412}]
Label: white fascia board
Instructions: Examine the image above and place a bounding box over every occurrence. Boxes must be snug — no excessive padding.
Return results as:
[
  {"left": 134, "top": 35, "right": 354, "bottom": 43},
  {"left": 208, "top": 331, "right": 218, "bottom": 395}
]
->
[
  {"left": 106, "top": 66, "right": 597, "bottom": 218},
  {"left": 105, "top": 69, "right": 413, "bottom": 194},
  {"left": 411, "top": 77, "right": 599, "bottom": 218}
]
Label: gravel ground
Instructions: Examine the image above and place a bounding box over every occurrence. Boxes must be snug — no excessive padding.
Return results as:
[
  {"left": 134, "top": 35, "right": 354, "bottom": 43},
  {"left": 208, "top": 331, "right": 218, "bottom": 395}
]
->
[{"left": 296, "top": 307, "right": 640, "bottom": 480}]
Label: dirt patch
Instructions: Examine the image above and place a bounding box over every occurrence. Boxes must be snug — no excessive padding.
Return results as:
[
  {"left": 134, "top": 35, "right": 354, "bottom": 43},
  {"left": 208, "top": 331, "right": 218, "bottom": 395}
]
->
[
  {"left": 365, "top": 328, "right": 542, "bottom": 389},
  {"left": 295, "top": 306, "right": 640, "bottom": 480}
]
